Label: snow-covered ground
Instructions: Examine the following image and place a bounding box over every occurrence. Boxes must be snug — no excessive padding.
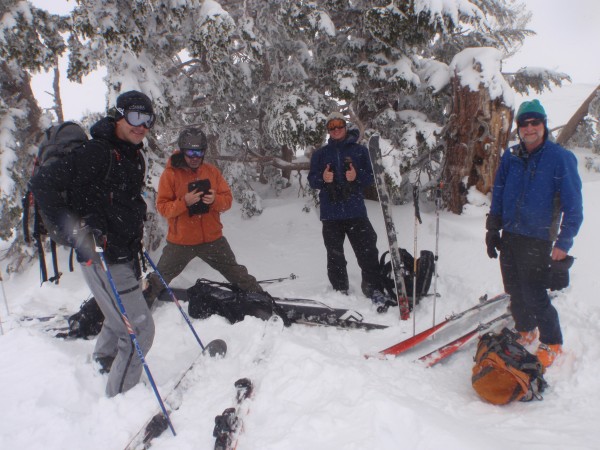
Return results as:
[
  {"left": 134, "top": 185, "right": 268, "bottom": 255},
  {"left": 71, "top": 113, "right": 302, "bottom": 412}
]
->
[{"left": 1, "top": 85, "right": 599, "bottom": 449}]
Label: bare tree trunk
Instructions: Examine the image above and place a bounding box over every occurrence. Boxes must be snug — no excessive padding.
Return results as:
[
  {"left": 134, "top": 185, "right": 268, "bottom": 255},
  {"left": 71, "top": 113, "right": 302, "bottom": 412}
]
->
[
  {"left": 556, "top": 84, "right": 600, "bottom": 146},
  {"left": 280, "top": 145, "right": 294, "bottom": 180},
  {"left": 0, "top": 61, "right": 43, "bottom": 273},
  {"left": 442, "top": 76, "right": 512, "bottom": 214},
  {"left": 52, "top": 56, "right": 64, "bottom": 123}
]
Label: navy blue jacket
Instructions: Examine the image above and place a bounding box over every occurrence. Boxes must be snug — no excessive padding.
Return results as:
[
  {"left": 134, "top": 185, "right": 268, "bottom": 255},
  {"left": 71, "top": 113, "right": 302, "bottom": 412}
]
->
[
  {"left": 308, "top": 128, "right": 374, "bottom": 221},
  {"left": 490, "top": 140, "right": 583, "bottom": 252}
]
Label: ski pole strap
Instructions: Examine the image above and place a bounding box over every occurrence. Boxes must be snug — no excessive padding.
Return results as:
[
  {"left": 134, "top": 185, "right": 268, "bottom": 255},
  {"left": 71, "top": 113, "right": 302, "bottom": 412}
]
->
[
  {"left": 48, "top": 240, "right": 61, "bottom": 284},
  {"left": 413, "top": 184, "right": 422, "bottom": 224}
]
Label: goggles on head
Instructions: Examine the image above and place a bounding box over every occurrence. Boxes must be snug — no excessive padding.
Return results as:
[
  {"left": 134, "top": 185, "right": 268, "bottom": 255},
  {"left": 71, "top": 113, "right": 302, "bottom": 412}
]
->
[
  {"left": 117, "top": 107, "right": 156, "bottom": 129},
  {"left": 183, "top": 148, "right": 206, "bottom": 158}
]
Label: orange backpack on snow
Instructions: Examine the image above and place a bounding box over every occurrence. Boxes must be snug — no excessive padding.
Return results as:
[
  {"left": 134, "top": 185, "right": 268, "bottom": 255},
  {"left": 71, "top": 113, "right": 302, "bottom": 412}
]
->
[{"left": 472, "top": 327, "right": 547, "bottom": 405}]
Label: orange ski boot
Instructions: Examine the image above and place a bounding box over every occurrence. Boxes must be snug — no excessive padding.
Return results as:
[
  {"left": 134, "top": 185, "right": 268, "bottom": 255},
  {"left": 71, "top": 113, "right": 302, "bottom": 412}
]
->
[
  {"left": 517, "top": 329, "right": 539, "bottom": 346},
  {"left": 537, "top": 343, "right": 562, "bottom": 368}
]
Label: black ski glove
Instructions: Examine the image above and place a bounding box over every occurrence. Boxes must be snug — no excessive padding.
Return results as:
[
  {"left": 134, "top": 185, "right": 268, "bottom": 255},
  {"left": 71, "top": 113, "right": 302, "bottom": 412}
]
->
[
  {"left": 485, "top": 214, "right": 502, "bottom": 259},
  {"left": 486, "top": 230, "right": 501, "bottom": 259}
]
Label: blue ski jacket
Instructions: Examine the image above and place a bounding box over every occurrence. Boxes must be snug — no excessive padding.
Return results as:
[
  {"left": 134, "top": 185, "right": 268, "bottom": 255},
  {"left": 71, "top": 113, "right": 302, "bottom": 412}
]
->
[
  {"left": 308, "top": 128, "right": 374, "bottom": 221},
  {"left": 489, "top": 140, "right": 583, "bottom": 252}
]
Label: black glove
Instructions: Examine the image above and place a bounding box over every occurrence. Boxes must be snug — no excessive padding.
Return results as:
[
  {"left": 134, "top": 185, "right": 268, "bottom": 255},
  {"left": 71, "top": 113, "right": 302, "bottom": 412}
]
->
[
  {"left": 485, "top": 214, "right": 502, "bottom": 259},
  {"left": 485, "top": 230, "right": 501, "bottom": 259},
  {"left": 548, "top": 255, "right": 575, "bottom": 291}
]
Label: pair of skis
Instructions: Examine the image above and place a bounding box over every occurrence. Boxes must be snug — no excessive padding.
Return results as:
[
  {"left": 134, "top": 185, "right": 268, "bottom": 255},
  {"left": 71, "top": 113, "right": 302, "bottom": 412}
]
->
[
  {"left": 212, "top": 316, "right": 283, "bottom": 450},
  {"left": 123, "top": 339, "right": 227, "bottom": 450},
  {"left": 369, "top": 293, "right": 511, "bottom": 366},
  {"left": 213, "top": 378, "right": 253, "bottom": 450}
]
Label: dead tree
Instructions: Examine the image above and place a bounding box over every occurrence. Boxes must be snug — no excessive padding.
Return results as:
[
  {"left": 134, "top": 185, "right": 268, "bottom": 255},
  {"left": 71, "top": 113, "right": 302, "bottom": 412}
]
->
[
  {"left": 442, "top": 74, "right": 512, "bottom": 214},
  {"left": 556, "top": 84, "right": 600, "bottom": 146}
]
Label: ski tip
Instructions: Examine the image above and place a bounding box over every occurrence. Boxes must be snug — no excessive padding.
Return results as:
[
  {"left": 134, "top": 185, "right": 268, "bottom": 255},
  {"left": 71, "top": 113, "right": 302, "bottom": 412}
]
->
[
  {"left": 363, "top": 352, "right": 386, "bottom": 361},
  {"left": 204, "top": 339, "right": 227, "bottom": 358}
]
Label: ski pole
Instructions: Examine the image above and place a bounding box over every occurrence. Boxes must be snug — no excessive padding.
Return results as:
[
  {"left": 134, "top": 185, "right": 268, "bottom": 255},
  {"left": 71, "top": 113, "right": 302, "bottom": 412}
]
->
[
  {"left": 143, "top": 249, "right": 206, "bottom": 351},
  {"left": 95, "top": 242, "right": 175, "bottom": 437},
  {"left": 412, "top": 184, "right": 422, "bottom": 337},
  {"left": 0, "top": 269, "right": 9, "bottom": 335},
  {"left": 257, "top": 273, "right": 298, "bottom": 284},
  {"left": 432, "top": 182, "right": 443, "bottom": 329}
]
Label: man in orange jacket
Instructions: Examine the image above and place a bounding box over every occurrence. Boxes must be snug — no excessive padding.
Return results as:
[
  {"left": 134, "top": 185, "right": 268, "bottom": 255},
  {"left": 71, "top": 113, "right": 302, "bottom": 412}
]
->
[{"left": 145, "top": 127, "right": 263, "bottom": 305}]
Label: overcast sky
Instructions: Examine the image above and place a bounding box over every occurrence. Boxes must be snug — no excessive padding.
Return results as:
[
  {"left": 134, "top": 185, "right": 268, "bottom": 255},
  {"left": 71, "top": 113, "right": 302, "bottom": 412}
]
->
[
  {"left": 502, "top": 0, "right": 600, "bottom": 85},
  {"left": 30, "top": 0, "right": 600, "bottom": 119}
]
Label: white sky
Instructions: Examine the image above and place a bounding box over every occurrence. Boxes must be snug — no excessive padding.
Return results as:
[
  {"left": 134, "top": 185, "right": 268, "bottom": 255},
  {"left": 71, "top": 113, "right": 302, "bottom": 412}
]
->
[
  {"left": 502, "top": 0, "right": 600, "bottom": 85},
  {"left": 29, "top": 0, "right": 600, "bottom": 119}
]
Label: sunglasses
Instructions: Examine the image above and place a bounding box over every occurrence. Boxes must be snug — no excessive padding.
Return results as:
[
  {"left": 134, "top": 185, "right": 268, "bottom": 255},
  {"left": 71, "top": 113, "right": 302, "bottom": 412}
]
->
[
  {"left": 117, "top": 108, "right": 156, "bottom": 129},
  {"left": 183, "top": 149, "right": 206, "bottom": 158},
  {"left": 518, "top": 119, "right": 543, "bottom": 128}
]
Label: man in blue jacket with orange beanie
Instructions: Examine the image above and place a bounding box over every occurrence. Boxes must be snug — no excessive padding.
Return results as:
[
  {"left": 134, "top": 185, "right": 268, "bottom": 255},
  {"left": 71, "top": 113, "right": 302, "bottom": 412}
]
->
[{"left": 486, "top": 99, "right": 583, "bottom": 368}]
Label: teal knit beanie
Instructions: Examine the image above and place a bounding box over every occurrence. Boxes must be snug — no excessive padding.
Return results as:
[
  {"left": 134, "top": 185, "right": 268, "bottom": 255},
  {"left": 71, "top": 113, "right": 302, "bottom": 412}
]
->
[{"left": 516, "top": 99, "right": 546, "bottom": 123}]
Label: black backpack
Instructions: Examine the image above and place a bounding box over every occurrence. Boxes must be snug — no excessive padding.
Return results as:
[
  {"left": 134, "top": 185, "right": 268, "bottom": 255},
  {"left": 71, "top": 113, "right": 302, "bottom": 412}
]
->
[
  {"left": 22, "top": 122, "right": 111, "bottom": 284},
  {"left": 187, "top": 279, "right": 291, "bottom": 326},
  {"left": 379, "top": 249, "right": 435, "bottom": 303},
  {"left": 62, "top": 297, "right": 105, "bottom": 339}
]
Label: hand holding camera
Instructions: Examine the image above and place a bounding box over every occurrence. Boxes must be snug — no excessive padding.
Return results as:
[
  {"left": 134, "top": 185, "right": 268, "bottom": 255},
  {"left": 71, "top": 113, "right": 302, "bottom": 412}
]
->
[{"left": 187, "top": 179, "right": 211, "bottom": 215}]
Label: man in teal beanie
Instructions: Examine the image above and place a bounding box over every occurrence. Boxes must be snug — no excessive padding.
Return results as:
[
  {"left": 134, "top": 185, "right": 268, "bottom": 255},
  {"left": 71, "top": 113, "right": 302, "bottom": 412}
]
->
[{"left": 486, "top": 99, "right": 583, "bottom": 368}]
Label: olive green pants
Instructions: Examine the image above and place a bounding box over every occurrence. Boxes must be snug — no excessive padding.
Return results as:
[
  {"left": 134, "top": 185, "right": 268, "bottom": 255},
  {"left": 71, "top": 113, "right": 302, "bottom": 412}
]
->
[{"left": 146, "top": 237, "right": 262, "bottom": 304}]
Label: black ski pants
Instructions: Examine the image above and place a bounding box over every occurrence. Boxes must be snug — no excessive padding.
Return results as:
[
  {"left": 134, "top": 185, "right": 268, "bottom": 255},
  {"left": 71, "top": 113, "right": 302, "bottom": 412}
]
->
[
  {"left": 322, "top": 217, "right": 382, "bottom": 296},
  {"left": 499, "top": 232, "right": 562, "bottom": 345}
]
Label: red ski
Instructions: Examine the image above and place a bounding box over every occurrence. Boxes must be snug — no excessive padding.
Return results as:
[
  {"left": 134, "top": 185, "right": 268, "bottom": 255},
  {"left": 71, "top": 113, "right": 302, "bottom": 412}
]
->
[
  {"left": 369, "top": 293, "right": 509, "bottom": 358},
  {"left": 417, "top": 312, "right": 512, "bottom": 367}
]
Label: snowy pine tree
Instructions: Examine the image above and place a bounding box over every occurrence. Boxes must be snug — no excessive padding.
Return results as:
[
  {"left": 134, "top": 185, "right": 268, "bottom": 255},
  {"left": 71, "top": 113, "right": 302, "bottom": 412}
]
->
[{"left": 0, "top": 0, "right": 578, "bottom": 273}]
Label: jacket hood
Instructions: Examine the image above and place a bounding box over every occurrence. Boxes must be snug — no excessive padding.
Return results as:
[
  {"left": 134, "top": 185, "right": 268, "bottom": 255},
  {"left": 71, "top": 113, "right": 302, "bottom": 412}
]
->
[
  {"left": 328, "top": 126, "right": 360, "bottom": 146},
  {"left": 90, "top": 117, "right": 117, "bottom": 141}
]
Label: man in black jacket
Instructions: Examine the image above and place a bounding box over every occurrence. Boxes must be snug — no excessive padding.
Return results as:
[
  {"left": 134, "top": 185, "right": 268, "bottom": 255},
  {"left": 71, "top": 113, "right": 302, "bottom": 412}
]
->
[{"left": 30, "top": 90, "right": 155, "bottom": 397}]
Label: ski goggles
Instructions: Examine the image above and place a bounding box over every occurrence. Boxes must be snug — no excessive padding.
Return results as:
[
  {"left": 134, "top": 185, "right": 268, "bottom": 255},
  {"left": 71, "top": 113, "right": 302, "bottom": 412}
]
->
[
  {"left": 117, "top": 108, "right": 156, "bottom": 129},
  {"left": 327, "top": 119, "right": 346, "bottom": 131},
  {"left": 183, "top": 149, "right": 206, "bottom": 158}
]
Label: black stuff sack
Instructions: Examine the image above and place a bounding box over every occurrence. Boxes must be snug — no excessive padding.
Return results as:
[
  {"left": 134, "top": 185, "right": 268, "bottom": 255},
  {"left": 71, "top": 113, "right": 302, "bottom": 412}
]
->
[
  {"left": 187, "top": 279, "right": 291, "bottom": 326},
  {"left": 54, "top": 297, "right": 105, "bottom": 340},
  {"left": 547, "top": 255, "right": 575, "bottom": 291}
]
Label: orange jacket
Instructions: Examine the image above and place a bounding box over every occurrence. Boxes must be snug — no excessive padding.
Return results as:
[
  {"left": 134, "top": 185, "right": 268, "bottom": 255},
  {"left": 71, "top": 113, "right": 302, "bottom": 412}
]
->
[{"left": 156, "top": 152, "right": 233, "bottom": 245}]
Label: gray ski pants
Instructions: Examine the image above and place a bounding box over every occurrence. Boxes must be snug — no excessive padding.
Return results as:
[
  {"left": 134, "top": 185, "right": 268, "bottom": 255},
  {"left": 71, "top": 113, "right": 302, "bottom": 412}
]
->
[{"left": 81, "top": 260, "right": 155, "bottom": 397}]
